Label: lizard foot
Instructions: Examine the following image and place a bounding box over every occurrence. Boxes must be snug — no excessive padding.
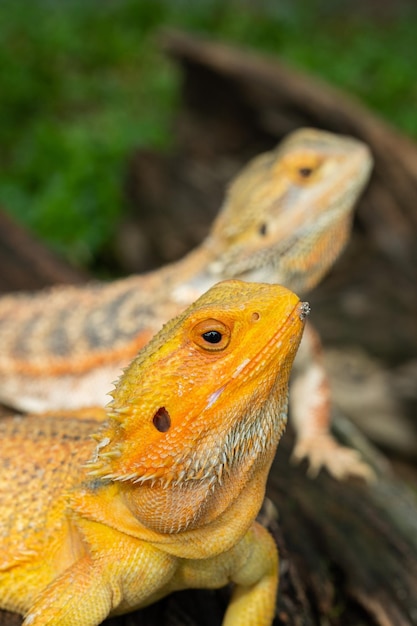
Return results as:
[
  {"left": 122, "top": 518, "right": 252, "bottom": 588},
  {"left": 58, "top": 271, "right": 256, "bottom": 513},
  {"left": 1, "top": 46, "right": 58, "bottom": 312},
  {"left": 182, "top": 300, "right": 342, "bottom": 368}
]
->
[{"left": 292, "top": 433, "right": 375, "bottom": 482}]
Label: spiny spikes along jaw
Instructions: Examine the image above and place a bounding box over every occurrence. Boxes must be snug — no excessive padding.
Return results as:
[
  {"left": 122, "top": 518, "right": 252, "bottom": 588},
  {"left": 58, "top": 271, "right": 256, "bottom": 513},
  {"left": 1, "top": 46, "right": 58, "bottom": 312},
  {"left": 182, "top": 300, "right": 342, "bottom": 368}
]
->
[{"left": 86, "top": 280, "right": 307, "bottom": 486}]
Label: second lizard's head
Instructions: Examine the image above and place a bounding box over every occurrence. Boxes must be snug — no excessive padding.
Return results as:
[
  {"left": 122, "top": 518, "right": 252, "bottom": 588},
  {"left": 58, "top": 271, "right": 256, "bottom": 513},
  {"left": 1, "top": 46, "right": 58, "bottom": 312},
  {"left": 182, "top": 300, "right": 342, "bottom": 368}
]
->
[{"left": 206, "top": 128, "right": 373, "bottom": 295}]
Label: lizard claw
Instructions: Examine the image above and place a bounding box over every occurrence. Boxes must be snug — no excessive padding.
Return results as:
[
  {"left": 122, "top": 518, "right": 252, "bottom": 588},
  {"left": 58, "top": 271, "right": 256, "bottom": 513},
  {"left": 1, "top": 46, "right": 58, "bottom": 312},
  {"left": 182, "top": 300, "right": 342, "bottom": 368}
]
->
[{"left": 292, "top": 434, "right": 375, "bottom": 482}]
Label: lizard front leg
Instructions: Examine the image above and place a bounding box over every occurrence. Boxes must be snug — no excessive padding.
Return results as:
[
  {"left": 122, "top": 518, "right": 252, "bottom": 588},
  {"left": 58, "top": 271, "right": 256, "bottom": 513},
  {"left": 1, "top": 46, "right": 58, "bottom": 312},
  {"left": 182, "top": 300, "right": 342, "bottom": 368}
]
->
[
  {"left": 172, "top": 522, "right": 278, "bottom": 626},
  {"left": 290, "top": 322, "right": 372, "bottom": 480},
  {"left": 224, "top": 522, "right": 278, "bottom": 626},
  {"left": 22, "top": 522, "right": 177, "bottom": 626}
]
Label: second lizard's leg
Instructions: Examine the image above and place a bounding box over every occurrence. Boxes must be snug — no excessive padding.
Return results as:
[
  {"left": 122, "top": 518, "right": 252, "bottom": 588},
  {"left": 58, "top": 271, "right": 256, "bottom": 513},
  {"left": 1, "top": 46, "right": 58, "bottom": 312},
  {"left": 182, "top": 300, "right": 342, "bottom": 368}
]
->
[{"left": 291, "top": 321, "right": 372, "bottom": 480}]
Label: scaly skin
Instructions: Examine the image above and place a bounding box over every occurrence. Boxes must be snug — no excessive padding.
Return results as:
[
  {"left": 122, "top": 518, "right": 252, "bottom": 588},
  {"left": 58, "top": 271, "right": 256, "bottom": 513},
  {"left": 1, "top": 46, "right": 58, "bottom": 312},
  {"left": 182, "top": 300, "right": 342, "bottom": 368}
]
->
[
  {"left": 0, "top": 128, "right": 373, "bottom": 479},
  {"left": 0, "top": 280, "right": 307, "bottom": 626}
]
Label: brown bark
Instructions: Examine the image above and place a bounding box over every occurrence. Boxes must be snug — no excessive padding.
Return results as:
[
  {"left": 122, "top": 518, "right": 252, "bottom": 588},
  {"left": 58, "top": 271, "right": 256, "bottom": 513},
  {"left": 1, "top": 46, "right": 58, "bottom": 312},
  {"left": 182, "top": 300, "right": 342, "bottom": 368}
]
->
[{"left": 0, "top": 211, "right": 87, "bottom": 293}]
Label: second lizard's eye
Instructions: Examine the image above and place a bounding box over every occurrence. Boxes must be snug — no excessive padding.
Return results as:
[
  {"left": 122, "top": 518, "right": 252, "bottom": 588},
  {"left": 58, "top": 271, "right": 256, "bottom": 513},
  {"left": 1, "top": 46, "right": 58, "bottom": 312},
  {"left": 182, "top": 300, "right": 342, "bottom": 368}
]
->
[
  {"left": 191, "top": 318, "right": 231, "bottom": 352},
  {"left": 282, "top": 151, "right": 323, "bottom": 184},
  {"left": 298, "top": 167, "right": 313, "bottom": 178}
]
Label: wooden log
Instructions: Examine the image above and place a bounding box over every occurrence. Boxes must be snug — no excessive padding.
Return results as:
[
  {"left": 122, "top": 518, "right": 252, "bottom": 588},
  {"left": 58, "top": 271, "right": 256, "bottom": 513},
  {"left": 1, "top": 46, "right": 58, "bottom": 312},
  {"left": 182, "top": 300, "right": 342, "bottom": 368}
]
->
[
  {"left": 0, "top": 211, "right": 87, "bottom": 293},
  {"left": 268, "top": 427, "right": 417, "bottom": 626}
]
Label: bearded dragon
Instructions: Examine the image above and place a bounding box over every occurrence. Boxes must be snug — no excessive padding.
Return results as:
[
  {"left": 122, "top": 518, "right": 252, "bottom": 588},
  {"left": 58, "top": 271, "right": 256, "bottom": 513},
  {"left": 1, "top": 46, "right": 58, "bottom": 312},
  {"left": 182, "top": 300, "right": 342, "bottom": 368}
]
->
[
  {"left": 0, "top": 280, "right": 308, "bottom": 626},
  {"left": 0, "top": 128, "right": 373, "bottom": 478}
]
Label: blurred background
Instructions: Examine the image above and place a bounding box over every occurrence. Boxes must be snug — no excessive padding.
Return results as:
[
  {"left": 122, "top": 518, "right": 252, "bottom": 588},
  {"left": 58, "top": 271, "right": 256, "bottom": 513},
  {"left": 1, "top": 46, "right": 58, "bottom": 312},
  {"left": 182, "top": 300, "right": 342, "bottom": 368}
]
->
[{"left": 1, "top": 0, "right": 416, "bottom": 271}]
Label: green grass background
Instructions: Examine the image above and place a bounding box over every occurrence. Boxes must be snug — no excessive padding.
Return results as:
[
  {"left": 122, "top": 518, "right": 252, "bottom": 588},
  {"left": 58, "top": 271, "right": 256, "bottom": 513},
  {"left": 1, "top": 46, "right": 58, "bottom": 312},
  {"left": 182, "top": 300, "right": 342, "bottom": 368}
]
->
[{"left": 1, "top": 0, "right": 416, "bottom": 267}]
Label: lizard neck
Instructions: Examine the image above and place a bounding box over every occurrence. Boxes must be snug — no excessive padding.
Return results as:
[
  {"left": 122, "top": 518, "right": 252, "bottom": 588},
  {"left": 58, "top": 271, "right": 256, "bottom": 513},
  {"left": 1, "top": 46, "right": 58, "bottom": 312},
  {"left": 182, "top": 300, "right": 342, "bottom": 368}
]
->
[
  {"left": 120, "top": 456, "right": 269, "bottom": 535},
  {"left": 278, "top": 211, "right": 353, "bottom": 295},
  {"left": 118, "top": 395, "right": 287, "bottom": 534},
  {"left": 74, "top": 461, "right": 274, "bottom": 560},
  {"left": 146, "top": 238, "right": 221, "bottom": 306},
  {"left": 74, "top": 398, "right": 285, "bottom": 558}
]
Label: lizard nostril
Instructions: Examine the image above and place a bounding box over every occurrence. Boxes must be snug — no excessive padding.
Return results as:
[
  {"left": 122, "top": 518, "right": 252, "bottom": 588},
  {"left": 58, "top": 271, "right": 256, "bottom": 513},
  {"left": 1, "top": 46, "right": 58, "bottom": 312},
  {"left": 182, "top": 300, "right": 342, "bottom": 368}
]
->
[
  {"left": 153, "top": 407, "right": 171, "bottom": 432},
  {"left": 251, "top": 312, "right": 260, "bottom": 322}
]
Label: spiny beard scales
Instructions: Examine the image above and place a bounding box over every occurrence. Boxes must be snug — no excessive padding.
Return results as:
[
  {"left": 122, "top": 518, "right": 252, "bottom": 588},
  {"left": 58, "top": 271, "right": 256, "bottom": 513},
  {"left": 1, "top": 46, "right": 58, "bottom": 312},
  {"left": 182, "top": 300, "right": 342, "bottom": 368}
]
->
[{"left": 165, "top": 393, "right": 289, "bottom": 491}]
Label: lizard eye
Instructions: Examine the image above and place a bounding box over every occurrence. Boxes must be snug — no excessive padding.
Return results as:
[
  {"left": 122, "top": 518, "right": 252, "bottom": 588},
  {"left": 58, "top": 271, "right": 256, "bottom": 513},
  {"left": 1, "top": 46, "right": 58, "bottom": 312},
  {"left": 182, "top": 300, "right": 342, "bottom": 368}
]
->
[
  {"left": 283, "top": 152, "right": 323, "bottom": 183},
  {"left": 202, "top": 330, "right": 222, "bottom": 344},
  {"left": 191, "top": 318, "right": 231, "bottom": 352},
  {"left": 298, "top": 167, "right": 313, "bottom": 178}
]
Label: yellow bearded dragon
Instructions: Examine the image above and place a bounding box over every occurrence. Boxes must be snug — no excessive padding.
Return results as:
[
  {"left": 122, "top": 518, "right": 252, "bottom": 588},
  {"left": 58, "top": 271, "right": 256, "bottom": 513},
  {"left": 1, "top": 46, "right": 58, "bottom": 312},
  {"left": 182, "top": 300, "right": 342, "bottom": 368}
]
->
[{"left": 0, "top": 280, "right": 308, "bottom": 626}]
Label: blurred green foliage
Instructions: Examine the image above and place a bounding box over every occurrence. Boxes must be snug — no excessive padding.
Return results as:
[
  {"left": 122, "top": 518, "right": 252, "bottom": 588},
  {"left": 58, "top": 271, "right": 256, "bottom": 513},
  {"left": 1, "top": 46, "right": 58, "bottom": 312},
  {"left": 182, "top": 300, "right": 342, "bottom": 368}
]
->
[{"left": 1, "top": 0, "right": 416, "bottom": 267}]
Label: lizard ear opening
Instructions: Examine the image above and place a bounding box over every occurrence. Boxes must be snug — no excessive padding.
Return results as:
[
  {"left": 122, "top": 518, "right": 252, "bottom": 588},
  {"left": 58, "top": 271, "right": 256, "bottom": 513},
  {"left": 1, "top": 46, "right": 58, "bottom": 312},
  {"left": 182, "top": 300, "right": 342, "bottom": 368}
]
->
[
  {"left": 258, "top": 222, "right": 268, "bottom": 236},
  {"left": 153, "top": 407, "right": 171, "bottom": 432}
]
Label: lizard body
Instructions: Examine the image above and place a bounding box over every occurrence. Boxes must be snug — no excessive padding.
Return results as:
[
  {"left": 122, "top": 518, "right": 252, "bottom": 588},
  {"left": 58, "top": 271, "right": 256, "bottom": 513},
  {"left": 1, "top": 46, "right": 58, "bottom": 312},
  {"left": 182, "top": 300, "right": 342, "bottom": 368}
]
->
[
  {"left": 0, "top": 279, "right": 307, "bottom": 625},
  {"left": 0, "top": 128, "right": 373, "bottom": 478},
  {"left": 0, "top": 128, "right": 371, "bottom": 410}
]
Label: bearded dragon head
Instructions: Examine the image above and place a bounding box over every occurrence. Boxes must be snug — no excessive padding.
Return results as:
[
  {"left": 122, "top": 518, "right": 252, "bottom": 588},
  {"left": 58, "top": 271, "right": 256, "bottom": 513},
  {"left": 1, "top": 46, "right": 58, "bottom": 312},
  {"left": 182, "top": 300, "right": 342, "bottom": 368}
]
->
[
  {"left": 206, "top": 128, "right": 373, "bottom": 295},
  {"left": 86, "top": 279, "right": 307, "bottom": 532}
]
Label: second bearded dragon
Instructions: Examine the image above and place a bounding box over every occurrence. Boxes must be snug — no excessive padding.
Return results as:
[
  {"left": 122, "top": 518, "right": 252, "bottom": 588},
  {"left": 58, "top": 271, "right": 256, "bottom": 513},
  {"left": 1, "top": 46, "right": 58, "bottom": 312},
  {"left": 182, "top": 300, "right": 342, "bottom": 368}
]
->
[{"left": 0, "top": 128, "right": 373, "bottom": 477}]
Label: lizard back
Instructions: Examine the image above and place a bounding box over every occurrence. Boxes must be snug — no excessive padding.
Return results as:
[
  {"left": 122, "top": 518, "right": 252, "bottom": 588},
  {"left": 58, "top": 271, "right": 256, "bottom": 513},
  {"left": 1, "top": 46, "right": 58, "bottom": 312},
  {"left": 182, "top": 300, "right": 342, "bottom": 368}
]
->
[{"left": 0, "top": 414, "right": 97, "bottom": 570}]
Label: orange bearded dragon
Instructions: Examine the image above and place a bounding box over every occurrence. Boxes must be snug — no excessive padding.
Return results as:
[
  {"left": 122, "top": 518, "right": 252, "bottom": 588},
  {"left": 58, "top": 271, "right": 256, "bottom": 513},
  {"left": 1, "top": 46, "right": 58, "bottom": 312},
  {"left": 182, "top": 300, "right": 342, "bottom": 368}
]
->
[{"left": 0, "top": 280, "right": 308, "bottom": 626}]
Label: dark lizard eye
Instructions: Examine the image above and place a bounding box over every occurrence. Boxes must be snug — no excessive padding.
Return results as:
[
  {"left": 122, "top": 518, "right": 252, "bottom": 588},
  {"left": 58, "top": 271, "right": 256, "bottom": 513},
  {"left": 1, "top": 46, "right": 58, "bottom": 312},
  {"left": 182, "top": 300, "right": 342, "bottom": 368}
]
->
[
  {"left": 192, "top": 318, "right": 231, "bottom": 351},
  {"left": 298, "top": 167, "right": 313, "bottom": 178},
  {"left": 202, "top": 330, "right": 222, "bottom": 344},
  {"left": 284, "top": 152, "right": 323, "bottom": 183}
]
